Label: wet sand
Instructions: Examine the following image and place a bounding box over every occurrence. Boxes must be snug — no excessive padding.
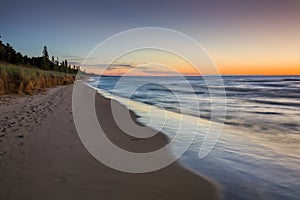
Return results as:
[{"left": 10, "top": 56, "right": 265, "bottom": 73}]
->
[{"left": 0, "top": 83, "right": 219, "bottom": 200}]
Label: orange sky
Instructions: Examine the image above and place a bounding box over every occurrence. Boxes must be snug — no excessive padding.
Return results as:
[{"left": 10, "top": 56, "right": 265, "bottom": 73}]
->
[{"left": 85, "top": 48, "right": 300, "bottom": 76}]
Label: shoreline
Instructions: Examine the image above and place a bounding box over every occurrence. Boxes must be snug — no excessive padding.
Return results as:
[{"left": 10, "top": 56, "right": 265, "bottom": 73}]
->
[
  {"left": 86, "top": 77, "right": 300, "bottom": 200},
  {"left": 0, "top": 83, "right": 220, "bottom": 199}
]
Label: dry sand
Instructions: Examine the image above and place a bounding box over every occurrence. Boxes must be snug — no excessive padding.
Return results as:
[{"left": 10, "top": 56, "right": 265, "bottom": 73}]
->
[{"left": 0, "top": 83, "right": 219, "bottom": 200}]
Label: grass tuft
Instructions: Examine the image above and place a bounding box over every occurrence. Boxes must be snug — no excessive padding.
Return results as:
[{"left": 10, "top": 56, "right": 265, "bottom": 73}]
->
[{"left": 0, "top": 63, "right": 75, "bottom": 95}]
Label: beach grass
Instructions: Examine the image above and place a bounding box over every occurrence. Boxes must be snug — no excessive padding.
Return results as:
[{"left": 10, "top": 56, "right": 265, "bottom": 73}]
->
[{"left": 0, "top": 62, "right": 75, "bottom": 95}]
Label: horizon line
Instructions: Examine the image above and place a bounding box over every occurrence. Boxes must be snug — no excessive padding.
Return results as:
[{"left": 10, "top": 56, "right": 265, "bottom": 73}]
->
[{"left": 90, "top": 74, "right": 300, "bottom": 77}]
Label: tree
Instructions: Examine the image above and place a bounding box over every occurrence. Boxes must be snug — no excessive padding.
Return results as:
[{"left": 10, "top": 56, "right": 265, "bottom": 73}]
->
[
  {"left": 50, "top": 56, "right": 55, "bottom": 70},
  {"left": 43, "top": 46, "right": 49, "bottom": 60},
  {"left": 0, "top": 37, "right": 81, "bottom": 73},
  {"left": 4, "top": 43, "right": 16, "bottom": 63},
  {"left": 64, "top": 60, "right": 68, "bottom": 68},
  {"left": 41, "top": 45, "right": 50, "bottom": 70}
]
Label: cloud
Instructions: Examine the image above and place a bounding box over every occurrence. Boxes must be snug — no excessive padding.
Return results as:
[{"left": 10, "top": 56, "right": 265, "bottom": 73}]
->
[
  {"left": 104, "top": 63, "right": 136, "bottom": 71},
  {"left": 61, "top": 56, "right": 97, "bottom": 66},
  {"left": 60, "top": 55, "right": 139, "bottom": 71},
  {"left": 79, "top": 62, "right": 190, "bottom": 76},
  {"left": 80, "top": 63, "right": 137, "bottom": 70}
]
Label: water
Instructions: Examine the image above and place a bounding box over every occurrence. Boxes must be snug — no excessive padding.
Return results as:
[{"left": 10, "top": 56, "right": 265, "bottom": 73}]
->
[{"left": 88, "top": 75, "right": 300, "bottom": 200}]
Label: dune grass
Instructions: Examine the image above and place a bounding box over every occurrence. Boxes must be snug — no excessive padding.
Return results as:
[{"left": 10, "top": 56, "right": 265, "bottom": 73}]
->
[{"left": 0, "top": 63, "right": 75, "bottom": 95}]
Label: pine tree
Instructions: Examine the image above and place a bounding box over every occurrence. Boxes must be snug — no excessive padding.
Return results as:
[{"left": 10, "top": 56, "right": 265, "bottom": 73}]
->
[
  {"left": 41, "top": 46, "right": 50, "bottom": 70},
  {"left": 43, "top": 46, "right": 49, "bottom": 60}
]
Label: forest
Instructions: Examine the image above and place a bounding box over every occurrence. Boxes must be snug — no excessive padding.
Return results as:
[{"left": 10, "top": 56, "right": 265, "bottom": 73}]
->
[
  {"left": 0, "top": 36, "right": 81, "bottom": 95},
  {"left": 0, "top": 36, "right": 80, "bottom": 74}
]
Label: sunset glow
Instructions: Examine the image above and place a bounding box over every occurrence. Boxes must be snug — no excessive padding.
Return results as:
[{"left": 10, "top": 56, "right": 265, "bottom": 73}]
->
[{"left": 1, "top": 0, "right": 299, "bottom": 76}]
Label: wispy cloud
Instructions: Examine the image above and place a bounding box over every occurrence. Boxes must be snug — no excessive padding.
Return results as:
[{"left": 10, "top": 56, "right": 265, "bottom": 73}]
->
[
  {"left": 104, "top": 63, "right": 136, "bottom": 71},
  {"left": 80, "top": 63, "right": 136, "bottom": 70},
  {"left": 80, "top": 62, "right": 191, "bottom": 76}
]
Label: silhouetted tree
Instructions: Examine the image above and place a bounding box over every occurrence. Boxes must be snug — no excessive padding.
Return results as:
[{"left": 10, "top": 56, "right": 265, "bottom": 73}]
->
[
  {"left": 41, "top": 46, "right": 50, "bottom": 70},
  {"left": 43, "top": 46, "right": 49, "bottom": 60},
  {"left": 0, "top": 37, "right": 81, "bottom": 74}
]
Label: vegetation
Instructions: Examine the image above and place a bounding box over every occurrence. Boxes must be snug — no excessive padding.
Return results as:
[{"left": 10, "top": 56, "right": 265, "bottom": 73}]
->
[
  {"left": 0, "top": 36, "right": 82, "bottom": 95},
  {"left": 0, "top": 37, "right": 80, "bottom": 73},
  {"left": 0, "top": 63, "right": 75, "bottom": 95}
]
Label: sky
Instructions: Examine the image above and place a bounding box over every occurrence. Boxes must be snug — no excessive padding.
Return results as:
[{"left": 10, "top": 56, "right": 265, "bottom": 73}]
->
[{"left": 1, "top": 0, "right": 300, "bottom": 75}]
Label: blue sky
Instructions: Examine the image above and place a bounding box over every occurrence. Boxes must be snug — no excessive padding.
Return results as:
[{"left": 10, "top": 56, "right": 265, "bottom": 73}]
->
[{"left": 1, "top": 0, "right": 300, "bottom": 74}]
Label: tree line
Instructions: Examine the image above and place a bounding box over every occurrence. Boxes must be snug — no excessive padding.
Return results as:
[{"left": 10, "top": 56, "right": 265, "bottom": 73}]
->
[{"left": 0, "top": 36, "right": 80, "bottom": 74}]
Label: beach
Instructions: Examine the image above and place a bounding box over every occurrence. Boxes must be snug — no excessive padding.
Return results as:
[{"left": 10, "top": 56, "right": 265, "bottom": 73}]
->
[
  {"left": 0, "top": 83, "right": 219, "bottom": 200},
  {"left": 88, "top": 75, "right": 300, "bottom": 200}
]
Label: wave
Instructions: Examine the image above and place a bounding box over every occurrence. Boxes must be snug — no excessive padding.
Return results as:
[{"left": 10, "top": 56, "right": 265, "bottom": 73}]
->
[{"left": 247, "top": 99, "right": 300, "bottom": 108}]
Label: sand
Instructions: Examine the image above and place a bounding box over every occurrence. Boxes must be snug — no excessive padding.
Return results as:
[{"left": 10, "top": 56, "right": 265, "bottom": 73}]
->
[{"left": 0, "top": 83, "right": 219, "bottom": 200}]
